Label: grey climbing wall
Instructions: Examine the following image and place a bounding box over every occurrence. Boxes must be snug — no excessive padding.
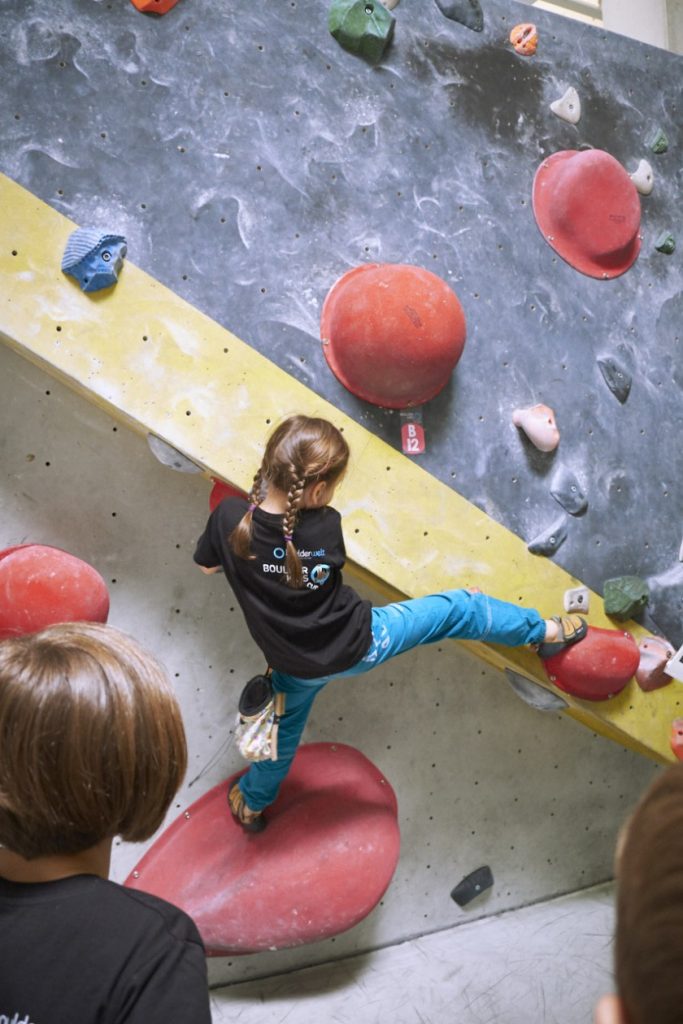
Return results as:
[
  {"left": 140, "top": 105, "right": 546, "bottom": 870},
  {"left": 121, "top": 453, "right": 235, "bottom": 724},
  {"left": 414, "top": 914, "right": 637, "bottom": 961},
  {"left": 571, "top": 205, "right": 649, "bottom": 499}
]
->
[{"left": 1, "top": 0, "right": 681, "bottom": 643}]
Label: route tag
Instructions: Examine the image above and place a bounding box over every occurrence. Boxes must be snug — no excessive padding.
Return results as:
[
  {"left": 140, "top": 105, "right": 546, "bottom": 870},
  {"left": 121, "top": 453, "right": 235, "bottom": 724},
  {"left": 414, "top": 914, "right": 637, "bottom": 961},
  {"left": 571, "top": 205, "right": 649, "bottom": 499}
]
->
[{"left": 400, "top": 409, "right": 425, "bottom": 456}]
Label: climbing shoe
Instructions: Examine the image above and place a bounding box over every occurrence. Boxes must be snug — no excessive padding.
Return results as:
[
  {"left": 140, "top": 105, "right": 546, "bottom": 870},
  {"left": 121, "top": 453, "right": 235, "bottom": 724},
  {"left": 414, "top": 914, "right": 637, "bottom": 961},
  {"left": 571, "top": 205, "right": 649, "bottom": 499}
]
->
[
  {"left": 536, "top": 614, "right": 588, "bottom": 659},
  {"left": 227, "top": 781, "right": 266, "bottom": 833}
]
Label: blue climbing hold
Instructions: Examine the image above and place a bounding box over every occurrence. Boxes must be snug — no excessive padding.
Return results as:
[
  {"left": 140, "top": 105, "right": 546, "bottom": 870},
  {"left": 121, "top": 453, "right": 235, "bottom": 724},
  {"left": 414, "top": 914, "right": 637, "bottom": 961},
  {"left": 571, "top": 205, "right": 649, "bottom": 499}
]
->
[{"left": 62, "top": 228, "right": 128, "bottom": 293}]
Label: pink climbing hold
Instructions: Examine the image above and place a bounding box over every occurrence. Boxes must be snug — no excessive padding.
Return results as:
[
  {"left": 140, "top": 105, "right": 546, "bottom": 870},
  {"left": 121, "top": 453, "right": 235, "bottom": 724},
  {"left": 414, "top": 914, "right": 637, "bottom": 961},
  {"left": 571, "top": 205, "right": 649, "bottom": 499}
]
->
[
  {"left": 125, "top": 743, "right": 400, "bottom": 955},
  {"left": 321, "top": 263, "right": 467, "bottom": 409},
  {"left": 541, "top": 625, "right": 640, "bottom": 701},
  {"left": 0, "top": 544, "right": 110, "bottom": 639},
  {"left": 512, "top": 403, "right": 560, "bottom": 452},
  {"left": 635, "top": 635, "right": 675, "bottom": 692},
  {"left": 670, "top": 719, "right": 683, "bottom": 761}
]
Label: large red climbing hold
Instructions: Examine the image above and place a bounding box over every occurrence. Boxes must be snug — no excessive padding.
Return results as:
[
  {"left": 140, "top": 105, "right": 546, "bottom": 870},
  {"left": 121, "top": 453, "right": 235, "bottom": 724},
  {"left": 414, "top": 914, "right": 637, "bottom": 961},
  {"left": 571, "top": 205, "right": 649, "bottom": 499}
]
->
[
  {"left": 541, "top": 625, "right": 640, "bottom": 701},
  {"left": 321, "top": 263, "right": 467, "bottom": 409},
  {"left": 0, "top": 544, "right": 110, "bottom": 639},
  {"left": 532, "top": 149, "right": 641, "bottom": 279},
  {"left": 125, "top": 743, "right": 400, "bottom": 954},
  {"left": 208, "top": 478, "right": 247, "bottom": 512}
]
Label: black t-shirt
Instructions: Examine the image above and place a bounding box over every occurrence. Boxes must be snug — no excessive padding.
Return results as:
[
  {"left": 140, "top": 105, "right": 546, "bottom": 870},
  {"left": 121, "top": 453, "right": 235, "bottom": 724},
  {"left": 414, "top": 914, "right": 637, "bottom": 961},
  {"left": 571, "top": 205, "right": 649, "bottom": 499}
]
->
[
  {"left": 194, "top": 496, "right": 373, "bottom": 678},
  {"left": 0, "top": 874, "right": 211, "bottom": 1024}
]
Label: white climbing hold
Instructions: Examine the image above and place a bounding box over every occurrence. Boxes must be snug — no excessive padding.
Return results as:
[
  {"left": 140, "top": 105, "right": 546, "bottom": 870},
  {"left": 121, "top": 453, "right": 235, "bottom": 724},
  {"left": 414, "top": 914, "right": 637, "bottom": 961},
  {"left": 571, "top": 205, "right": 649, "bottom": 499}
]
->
[
  {"left": 512, "top": 403, "right": 560, "bottom": 452},
  {"left": 564, "top": 586, "right": 590, "bottom": 614},
  {"left": 550, "top": 86, "right": 581, "bottom": 125},
  {"left": 380, "top": 0, "right": 400, "bottom": 7},
  {"left": 630, "top": 158, "right": 654, "bottom": 196}
]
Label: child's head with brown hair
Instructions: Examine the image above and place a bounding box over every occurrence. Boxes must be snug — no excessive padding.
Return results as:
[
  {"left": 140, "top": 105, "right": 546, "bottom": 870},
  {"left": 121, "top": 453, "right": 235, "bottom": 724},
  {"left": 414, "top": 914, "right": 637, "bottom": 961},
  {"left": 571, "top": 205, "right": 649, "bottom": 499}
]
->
[
  {"left": 230, "top": 414, "right": 350, "bottom": 588},
  {"left": 0, "top": 621, "right": 187, "bottom": 860},
  {"left": 595, "top": 763, "right": 683, "bottom": 1024}
]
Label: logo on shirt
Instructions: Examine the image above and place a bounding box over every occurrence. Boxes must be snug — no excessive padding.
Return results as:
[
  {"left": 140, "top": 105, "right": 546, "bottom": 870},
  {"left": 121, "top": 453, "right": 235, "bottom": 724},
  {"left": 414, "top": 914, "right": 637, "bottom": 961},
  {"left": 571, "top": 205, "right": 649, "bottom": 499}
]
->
[{"left": 310, "top": 563, "right": 331, "bottom": 586}]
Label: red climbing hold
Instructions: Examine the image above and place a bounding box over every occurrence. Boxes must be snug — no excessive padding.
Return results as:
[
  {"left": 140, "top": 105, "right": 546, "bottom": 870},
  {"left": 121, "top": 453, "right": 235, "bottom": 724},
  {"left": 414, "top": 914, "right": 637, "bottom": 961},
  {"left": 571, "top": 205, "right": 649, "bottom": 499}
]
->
[
  {"left": 321, "top": 263, "right": 467, "bottom": 409},
  {"left": 0, "top": 544, "right": 110, "bottom": 639},
  {"left": 541, "top": 625, "right": 639, "bottom": 701},
  {"left": 209, "top": 478, "right": 247, "bottom": 512},
  {"left": 125, "top": 743, "right": 400, "bottom": 954},
  {"left": 532, "top": 150, "right": 641, "bottom": 279}
]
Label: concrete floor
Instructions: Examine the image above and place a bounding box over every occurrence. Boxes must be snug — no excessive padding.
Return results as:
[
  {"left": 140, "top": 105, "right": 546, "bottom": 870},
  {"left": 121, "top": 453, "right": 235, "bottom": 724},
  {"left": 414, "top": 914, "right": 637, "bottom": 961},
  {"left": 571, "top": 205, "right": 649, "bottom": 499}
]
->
[{"left": 210, "top": 882, "right": 614, "bottom": 1024}]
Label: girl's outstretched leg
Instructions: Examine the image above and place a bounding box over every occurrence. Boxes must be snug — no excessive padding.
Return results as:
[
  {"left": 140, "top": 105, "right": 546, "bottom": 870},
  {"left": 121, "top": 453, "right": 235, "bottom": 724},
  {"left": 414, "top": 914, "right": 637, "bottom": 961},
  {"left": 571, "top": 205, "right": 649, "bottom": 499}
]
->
[{"left": 340, "top": 590, "right": 586, "bottom": 678}]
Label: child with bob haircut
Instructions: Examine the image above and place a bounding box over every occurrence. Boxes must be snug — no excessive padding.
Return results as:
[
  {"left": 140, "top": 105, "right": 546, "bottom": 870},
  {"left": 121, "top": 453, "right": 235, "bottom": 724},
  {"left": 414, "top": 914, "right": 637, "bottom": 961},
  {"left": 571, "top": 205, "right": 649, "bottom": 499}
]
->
[
  {"left": 0, "top": 622, "right": 211, "bottom": 1024},
  {"left": 595, "top": 762, "right": 683, "bottom": 1024},
  {"left": 195, "top": 414, "right": 587, "bottom": 833}
]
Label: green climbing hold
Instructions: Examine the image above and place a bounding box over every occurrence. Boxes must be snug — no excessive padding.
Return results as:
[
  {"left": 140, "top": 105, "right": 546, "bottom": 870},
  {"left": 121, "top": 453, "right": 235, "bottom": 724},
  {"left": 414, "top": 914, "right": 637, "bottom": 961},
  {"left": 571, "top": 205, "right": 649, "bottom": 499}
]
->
[
  {"left": 647, "top": 127, "right": 669, "bottom": 154},
  {"left": 603, "top": 576, "right": 650, "bottom": 621},
  {"left": 655, "top": 230, "right": 676, "bottom": 255},
  {"left": 329, "top": 0, "right": 395, "bottom": 64}
]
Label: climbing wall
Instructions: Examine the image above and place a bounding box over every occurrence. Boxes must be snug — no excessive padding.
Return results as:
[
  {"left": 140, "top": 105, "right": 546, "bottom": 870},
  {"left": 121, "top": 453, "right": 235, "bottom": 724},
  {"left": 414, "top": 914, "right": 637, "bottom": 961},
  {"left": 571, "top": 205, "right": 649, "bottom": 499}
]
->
[
  {"left": 0, "top": 0, "right": 681, "bottom": 986},
  {"left": 1, "top": 0, "right": 680, "bottom": 644}
]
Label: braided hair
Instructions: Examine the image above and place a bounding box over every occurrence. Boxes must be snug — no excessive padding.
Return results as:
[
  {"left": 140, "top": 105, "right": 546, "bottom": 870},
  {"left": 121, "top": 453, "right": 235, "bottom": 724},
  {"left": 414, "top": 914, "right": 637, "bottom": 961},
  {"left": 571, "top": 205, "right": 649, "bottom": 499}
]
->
[{"left": 228, "top": 415, "right": 349, "bottom": 588}]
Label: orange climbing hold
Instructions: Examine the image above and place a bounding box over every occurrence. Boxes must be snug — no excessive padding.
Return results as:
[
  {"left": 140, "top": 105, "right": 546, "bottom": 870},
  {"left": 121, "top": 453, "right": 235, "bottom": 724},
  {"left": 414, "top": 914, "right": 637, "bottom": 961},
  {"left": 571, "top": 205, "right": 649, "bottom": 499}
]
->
[
  {"left": 125, "top": 743, "right": 400, "bottom": 954},
  {"left": 541, "top": 625, "right": 640, "bottom": 702},
  {"left": 0, "top": 544, "right": 109, "bottom": 639},
  {"left": 321, "top": 263, "right": 466, "bottom": 409},
  {"left": 509, "top": 23, "right": 538, "bottom": 56},
  {"left": 130, "top": 0, "right": 181, "bottom": 13}
]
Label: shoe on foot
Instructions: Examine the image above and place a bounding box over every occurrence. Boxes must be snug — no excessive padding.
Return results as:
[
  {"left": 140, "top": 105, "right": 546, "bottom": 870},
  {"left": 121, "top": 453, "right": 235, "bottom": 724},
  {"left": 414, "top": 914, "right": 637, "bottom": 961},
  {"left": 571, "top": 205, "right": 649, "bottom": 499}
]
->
[
  {"left": 228, "top": 781, "right": 266, "bottom": 833},
  {"left": 536, "top": 614, "right": 588, "bottom": 659}
]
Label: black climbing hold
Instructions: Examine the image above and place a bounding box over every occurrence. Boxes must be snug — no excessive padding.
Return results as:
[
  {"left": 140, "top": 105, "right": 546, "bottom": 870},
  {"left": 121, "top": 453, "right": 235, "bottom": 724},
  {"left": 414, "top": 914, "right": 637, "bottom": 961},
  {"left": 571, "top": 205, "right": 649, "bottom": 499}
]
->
[
  {"left": 434, "top": 0, "right": 484, "bottom": 32},
  {"left": 527, "top": 516, "right": 568, "bottom": 556},
  {"left": 597, "top": 356, "right": 632, "bottom": 404},
  {"left": 451, "top": 865, "right": 494, "bottom": 907},
  {"left": 550, "top": 466, "right": 588, "bottom": 516}
]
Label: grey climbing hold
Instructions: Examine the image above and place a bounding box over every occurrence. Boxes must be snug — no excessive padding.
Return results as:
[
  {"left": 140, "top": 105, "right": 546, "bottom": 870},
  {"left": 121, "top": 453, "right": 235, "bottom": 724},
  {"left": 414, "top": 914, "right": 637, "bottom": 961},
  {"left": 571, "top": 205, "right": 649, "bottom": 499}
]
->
[
  {"left": 550, "top": 466, "right": 587, "bottom": 516},
  {"left": 550, "top": 86, "right": 581, "bottom": 125},
  {"left": 647, "top": 127, "right": 669, "bottom": 154},
  {"left": 147, "top": 434, "right": 203, "bottom": 473},
  {"left": 527, "top": 516, "right": 568, "bottom": 556},
  {"left": 504, "top": 668, "right": 569, "bottom": 712},
  {"left": 450, "top": 865, "right": 493, "bottom": 907},
  {"left": 597, "top": 356, "right": 632, "bottom": 404},
  {"left": 655, "top": 231, "right": 676, "bottom": 255},
  {"left": 434, "top": 0, "right": 484, "bottom": 32},
  {"left": 603, "top": 575, "right": 650, "bottom": 621},
  {"left": 62, "top": 228, "right": 127, "bottom": 293}
]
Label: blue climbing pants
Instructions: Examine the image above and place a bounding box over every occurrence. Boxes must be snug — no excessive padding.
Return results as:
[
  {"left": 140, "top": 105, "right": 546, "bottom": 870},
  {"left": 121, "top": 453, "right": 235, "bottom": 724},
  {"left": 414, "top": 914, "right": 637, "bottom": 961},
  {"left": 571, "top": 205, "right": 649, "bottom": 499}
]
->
[{"left": 238, "top": 589, "right": 546, "bottom": 811}]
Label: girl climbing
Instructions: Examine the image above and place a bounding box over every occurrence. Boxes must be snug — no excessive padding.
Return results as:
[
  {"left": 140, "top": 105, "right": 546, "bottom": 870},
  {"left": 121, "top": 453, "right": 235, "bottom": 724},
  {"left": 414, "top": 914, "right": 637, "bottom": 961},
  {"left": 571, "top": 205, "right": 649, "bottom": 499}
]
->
[{"left": 194, "top": 415, "right": 586, "bottom": 832}]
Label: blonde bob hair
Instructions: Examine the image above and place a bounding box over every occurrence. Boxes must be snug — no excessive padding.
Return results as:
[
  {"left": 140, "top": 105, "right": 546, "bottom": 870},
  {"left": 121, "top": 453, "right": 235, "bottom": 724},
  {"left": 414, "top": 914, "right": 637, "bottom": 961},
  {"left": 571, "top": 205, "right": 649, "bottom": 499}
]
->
[{"left": 0, "top": 622, "right": 187, "bottom": 860}]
